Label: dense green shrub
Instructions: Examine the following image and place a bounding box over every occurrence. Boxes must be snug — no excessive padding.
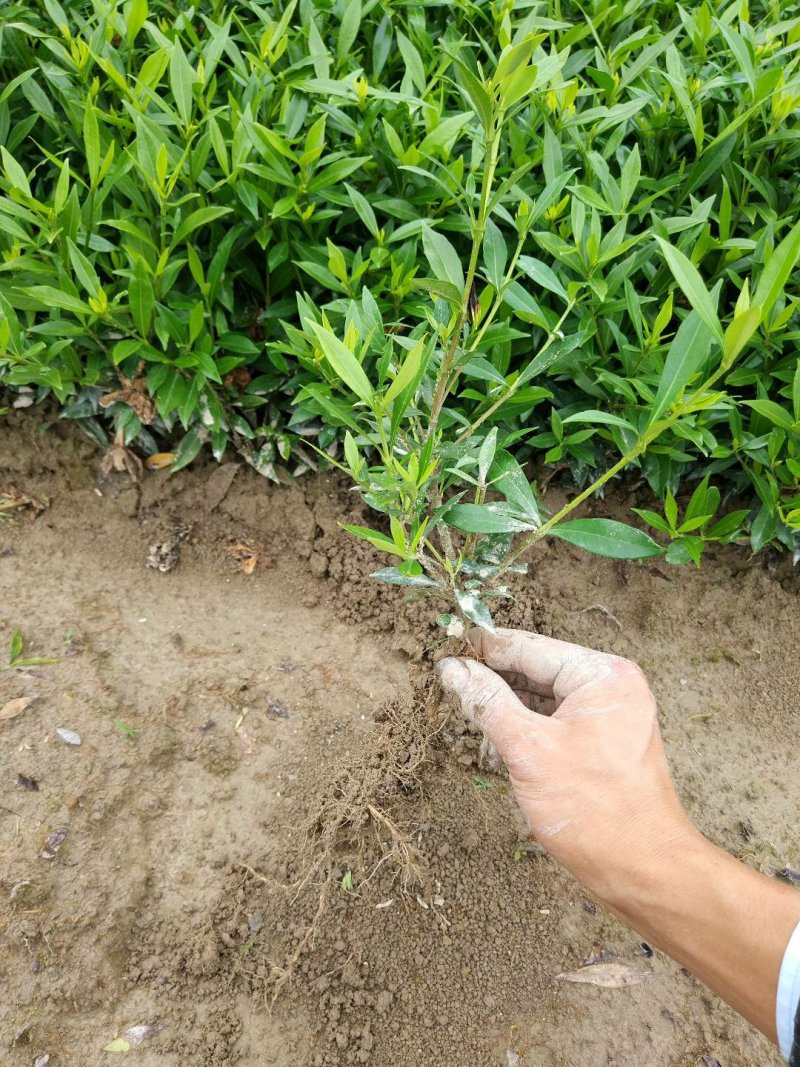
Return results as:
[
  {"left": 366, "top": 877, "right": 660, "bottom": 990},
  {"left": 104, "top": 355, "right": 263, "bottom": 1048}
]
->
[{"left": 0, "top": 0, "right": 798, "bottom": 557}]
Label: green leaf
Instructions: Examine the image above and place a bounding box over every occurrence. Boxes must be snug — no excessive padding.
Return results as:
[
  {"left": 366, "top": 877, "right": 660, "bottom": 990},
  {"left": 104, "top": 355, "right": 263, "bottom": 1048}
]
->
[
  {"left": 446, "top": 503, "right": 537, "bottom": 534},
  {"left": 489, "top": 451, "right": 539, "bottom": 522},
  {"left": 126, "top": 0, "right": 148, "bottom": 44},
  {"left": 83, "top": 100, "right": 100, "bottom": 187},
  {"left": 517, "top": 256, "right": 568, "bottom": 302},
  {"left": 750, "top": 504, "right": 777, "bottom": 552},
  {"left": 20, "top": 286, "right": 91, "bottom": 316},
  {"left": 648, "top": 311, "right": 713, "bottom": 426},
  {"left": 549, "top": 519, "right": 663, "bottom": 559},
  {"left": 655, "top": 237, "right": 723, "bottom": 344},
  {"left": 345, "top": 182, "right": 378, "bottom": 238},
  {"left": 384, "top": 338, "right": 425, "bottom": 404},
  {"left": 477, "top": 428, "right": 498, "bottom": 485},
  {"left": 170, "top": 39, "right": 195, "bottom": 126},
  {"left": 66, "top": 238, "right": 100, "bottom": 298},
  {"left": 752, "top": 220, "right": 800, "bottom": 321},
  {"left": 338, "top": 0, "right": 361, "bottom": 61},
  {"left": 172, "top": 206, "right": 233, "bottom": 246},
  {"left": 342, "top": 524, "right": 399, "bottom": 555},
  {"left": 371, "top": 566, "right": 437, "bottom": 588},
  {"left": 422, "top": 228, "right": 464, "bottom": 293},
  {"left": 722, "top": 307, "right": 761, "bottom": 368},
  {"left": 396, "top": 30, "right": 426, "bottom": 93},
  {"left": 482, "top": 219, "right": 507, "bottom": 290},
  {"left": 9, "top": 628, "right": 23, "bottom": 663},
  {"left": 414, "top": 278, "right": 462, "bottom": 305},
  {"left": 562, "top": 410, "right": 636, "bottom": 430},
  {"left": 310, "top": 324, "right": 373, "bottom": 404},
  {"left": 743, "top": 400, "right": 795, "bottom": 432},
  {"left": 0, "top": 146, "right": 30, "bottom": 196},
  {"left": 170, "top": 427, "right": 205, "bottom": 472},
  {"left": 129, "top": 258, "right": 154, "bottom": 337},
  {"left": 456, "top": 590, "right": 495, "bottom": 633}
]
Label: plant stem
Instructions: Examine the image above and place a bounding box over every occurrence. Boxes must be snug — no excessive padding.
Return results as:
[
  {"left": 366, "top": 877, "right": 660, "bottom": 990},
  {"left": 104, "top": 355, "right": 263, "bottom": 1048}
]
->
[
  {"left": 495, "top": 364, "right": 731, "bottom": 578},
  {"left": 425, "top": 115, "right": 504, "bottom": 444},
  {"left": 454, "top": 300, "right": 576, "bottom": 445}
]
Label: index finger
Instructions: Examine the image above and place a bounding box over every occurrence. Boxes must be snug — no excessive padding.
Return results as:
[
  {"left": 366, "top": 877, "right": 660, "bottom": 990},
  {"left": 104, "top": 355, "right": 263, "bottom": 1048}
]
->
[{"left": 469, "top": 627, "right": 639, "bottom": 702}]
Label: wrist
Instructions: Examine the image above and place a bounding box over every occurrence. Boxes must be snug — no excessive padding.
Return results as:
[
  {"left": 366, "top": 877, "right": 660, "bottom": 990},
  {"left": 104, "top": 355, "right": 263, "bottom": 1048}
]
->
[{"left": 591, "top": 812, "right": 708, "bottom": 921}]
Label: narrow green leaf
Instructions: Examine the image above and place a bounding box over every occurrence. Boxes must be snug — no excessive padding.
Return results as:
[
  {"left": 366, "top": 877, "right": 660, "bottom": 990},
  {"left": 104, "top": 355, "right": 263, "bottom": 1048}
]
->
[
  {"left": 655, "top": 237, "right": 723, "bottom": 344},
  {"left": 422, "top": 228, "right": 464, "bottom": 293},
  {"left": 489, "top": 450, "right": 539, "bottom": 522},
  {"left": 20, "top": 286, "right": 91, "bottom": 315},
  {"left": 517, "top": 255, "right": 568, "bottom": 301},
  {"left": 396, "top": 31, "right": 426, "bottom": 93},
  {"left": 171, "top": 427, "right": 204, "bottom": 472},
  {"left": 648, "top": 311, "right": 713, "bottom": 426},
  {"left": 562, "top": 410, "right": 636, "bottom": 430},
  {"left": 338, "top": 0, "right": 362, "bottom": 62},
  {"left": 342, "top": 524, "right": 399, "bottom": 555},
  {"left": 743, "top": 400, "right": 795, "bottom": 432},
  {"left": 172, "top": 206, "right": 232, "bottom": 246},
  {"left": 170, "top": 40, "right": 195, "bottom": 126},
  {"left": 550, "top": 518, "right": 663, "bottom": 559},
  {"left": 126, "top": 0, "right": 148, "bottom": 44},
  {"left": 482, "top": 219, "right": 507, "bottom": 291},
  {"left": 384, "top": 338, "right": 425, "bottom": 404},
  {"left": 722, "top": 307, "right": 761, "bottom": 368},
  {"left": 66, "top": 238, "right": 100, "bottom": 298},
  {"left": 0, "top": 146, "right": 30, "bottom": 196},
  {"left": 446, "top": 503, "right": 536, "bottom": 534},
  {"left": 84, "top": 100, "right": 100, "bottom": 188},
  {"left": 371, "top": 566, "right": 437, "bottom": 588},
  {"left": 752, "top": 220, "right": 800, "bottom": 320},
  {"left": 129, "top": 257, "right": 154, "bottom": 337},
  {"left": 310, "top": 323, "right": 373, "bottom": 404}
]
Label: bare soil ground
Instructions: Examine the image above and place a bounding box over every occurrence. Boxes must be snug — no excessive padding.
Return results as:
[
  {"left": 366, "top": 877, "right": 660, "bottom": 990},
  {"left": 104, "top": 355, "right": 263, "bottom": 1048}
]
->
[{"left": 2, "top": 413, "right": 798, "bottom": 1067}]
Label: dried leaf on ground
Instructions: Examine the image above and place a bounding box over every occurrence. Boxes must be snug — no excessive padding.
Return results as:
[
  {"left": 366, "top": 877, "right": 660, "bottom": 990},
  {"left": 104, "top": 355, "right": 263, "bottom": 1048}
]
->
[
  {"left": 582, "top": 941, "right": 615, "bottom": 966},
  {"left": 120, "top": 1023, "right": 164, "bottom": 1047},
  {"left": 266, "top": 696, "right": 291, "bottom": 719},
  {"left": 0, "top": 485, "right": 48, "bottom": 518},
  {"left": 556, "top": 962, "right": 653, "bottom": 988},
  {"left": 56, "top": 727, "right": 81, "bottom": 746},
  {"left": 0, "top": 696, "right": 33, "bottom": 721},
  {"left": 224, "top": 538, "right": 270, "bottom": 574},
  {"left": 99, "top": 373, "right": 156, "bottom": 424},
  {"left": 144, "top": 452, "right": 175, "bottom": 470},
  {"left": 99, "top": 428, "right": 143, "bottom": 483},
  {"left": 41, "top": 827, "right": 68, "bottom": 859}
]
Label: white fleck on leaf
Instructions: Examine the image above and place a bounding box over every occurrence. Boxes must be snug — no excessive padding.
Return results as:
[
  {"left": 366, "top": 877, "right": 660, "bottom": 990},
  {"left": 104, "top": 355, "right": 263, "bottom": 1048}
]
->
[
  {"left": 0, "top": 696, "right": 33, "bottom": 721},
  {"left": 555, "top": 962, "right": 653, "bottom": 988},
  {"left": 56, "top": 727, "right": 81, "bottom": 746}
]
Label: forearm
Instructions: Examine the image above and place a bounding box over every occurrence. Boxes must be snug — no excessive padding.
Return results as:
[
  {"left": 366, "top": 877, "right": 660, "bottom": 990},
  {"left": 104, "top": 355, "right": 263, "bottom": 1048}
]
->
[{"left": 601, "top": 826, "right": 800, "bottom": 1044}]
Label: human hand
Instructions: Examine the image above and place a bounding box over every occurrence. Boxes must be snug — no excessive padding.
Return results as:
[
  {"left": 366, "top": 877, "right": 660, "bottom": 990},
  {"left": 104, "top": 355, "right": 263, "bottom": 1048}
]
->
[{"left": 438, "top": 628, "right": 699, "bottom": 905}]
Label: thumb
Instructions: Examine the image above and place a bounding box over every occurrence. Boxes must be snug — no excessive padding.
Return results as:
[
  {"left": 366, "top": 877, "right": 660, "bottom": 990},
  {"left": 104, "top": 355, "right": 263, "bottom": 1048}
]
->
[{"left": 438, "top": 656, "right": 547, "bottom": 763}]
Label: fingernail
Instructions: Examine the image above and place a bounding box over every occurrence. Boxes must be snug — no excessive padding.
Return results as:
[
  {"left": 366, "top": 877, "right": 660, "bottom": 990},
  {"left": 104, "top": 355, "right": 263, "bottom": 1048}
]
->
[{"left": 437, "top": 656, "right": 468, "bottom": 690}]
